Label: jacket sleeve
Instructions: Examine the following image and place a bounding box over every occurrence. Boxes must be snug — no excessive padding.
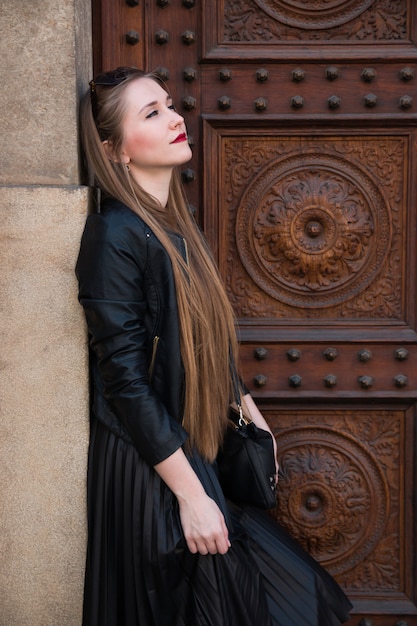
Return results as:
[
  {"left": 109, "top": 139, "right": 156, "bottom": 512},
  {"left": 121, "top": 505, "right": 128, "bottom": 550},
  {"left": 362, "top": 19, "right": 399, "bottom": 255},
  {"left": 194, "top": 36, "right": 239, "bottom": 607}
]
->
[{"left": 76, "top": 209, "right": 188, "bottom": 466}]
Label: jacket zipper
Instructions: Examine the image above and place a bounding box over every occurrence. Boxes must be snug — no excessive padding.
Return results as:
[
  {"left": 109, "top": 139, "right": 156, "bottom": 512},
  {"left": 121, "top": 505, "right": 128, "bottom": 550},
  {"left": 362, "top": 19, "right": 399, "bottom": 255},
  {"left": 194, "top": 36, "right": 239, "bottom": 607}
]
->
[
  {"left": 148, "top": 335, "right": 160, "bottom": 380},
  {"left": 148, "top": 238, "right": 187, "bottom": 381},
  {"left": 183, "top": 238, "right": 189, "bottom": 266}
]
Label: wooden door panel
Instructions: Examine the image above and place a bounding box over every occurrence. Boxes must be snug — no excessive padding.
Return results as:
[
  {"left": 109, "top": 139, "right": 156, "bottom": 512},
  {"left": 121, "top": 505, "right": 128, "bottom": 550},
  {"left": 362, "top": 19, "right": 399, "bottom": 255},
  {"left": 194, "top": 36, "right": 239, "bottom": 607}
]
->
[
  {"left": 238, "top": 341, "right": 417, "bottom": 399},
  {"left": 91, "top": 0, "right": 145, "bottom": 76},
  {"left": 263, "top": 404, "right": 416, "bottom": 622},
  {"left": 203, "top": 0, "right": 409, "bottom": 52},
  {"left": 204, "top": 129, "right": 412, "bottom": 321},
  {"left": 94, "top": 0, "right": 417, "bottom": 622},
  {"left": 201, "top": 64, "right": 417, "bottom": 118}
]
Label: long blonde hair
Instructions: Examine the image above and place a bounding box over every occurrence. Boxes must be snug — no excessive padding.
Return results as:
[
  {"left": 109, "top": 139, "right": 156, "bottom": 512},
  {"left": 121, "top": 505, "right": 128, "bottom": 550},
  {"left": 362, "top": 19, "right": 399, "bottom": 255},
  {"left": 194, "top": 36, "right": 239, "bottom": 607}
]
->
[{"left": 80, "top": 68, "right": 241, "bottom": 461}]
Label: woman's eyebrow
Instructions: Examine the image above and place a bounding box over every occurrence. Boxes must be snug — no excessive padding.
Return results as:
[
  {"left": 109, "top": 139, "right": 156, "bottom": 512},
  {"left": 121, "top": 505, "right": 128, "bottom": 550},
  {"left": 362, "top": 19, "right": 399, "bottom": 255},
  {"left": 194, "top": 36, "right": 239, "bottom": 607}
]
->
[{"left": 139, "top": 95, "right": 172, "bottom": 114}]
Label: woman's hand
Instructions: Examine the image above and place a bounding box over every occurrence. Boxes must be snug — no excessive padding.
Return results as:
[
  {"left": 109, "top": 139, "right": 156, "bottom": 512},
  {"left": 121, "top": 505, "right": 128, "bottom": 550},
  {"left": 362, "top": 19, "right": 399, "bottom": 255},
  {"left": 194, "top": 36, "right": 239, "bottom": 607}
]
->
[
  {"left": 178, "top": 493, "right": 230, "bottom": 555},
  {"left": 154, "top": 447, "right": 231, "bottom": 555}
]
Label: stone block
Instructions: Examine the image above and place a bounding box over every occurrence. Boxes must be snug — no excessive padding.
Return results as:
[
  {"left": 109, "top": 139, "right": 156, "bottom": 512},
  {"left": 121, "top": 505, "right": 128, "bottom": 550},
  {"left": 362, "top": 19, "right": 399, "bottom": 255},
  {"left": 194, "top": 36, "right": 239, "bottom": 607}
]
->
[{"left": 0, "top": 185, "right": 89, "bottom": 625}]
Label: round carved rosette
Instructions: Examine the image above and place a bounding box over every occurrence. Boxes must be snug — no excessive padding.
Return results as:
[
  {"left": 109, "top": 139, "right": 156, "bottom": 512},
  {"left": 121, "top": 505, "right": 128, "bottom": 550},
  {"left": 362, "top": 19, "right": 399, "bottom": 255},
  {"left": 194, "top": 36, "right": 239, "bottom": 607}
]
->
[
  {"left": 252, "top": 0, "right": 373, "bottom": 29},
  {"left": 235, "top": 153, "right": 391, "bottom": 308},
  {"left": 275, "top": 427, "right": 389, "bottom": 575}
]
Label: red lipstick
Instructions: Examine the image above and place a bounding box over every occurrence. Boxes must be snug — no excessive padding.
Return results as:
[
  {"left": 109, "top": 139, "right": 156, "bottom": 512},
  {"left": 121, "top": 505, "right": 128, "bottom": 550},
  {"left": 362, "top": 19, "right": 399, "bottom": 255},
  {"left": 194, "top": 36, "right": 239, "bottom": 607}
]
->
[{"left": 171, "top": 133, "right": 187, "bottom": 144}]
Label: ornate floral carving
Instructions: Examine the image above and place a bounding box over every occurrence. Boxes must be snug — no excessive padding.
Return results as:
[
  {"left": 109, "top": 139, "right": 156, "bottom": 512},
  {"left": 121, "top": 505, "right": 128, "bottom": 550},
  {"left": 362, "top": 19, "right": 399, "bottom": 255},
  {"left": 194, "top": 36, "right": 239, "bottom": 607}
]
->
[
  {"left": 276, "top": 427, "right": 389, "bottom": 572},
  {"left": 271, "top": 410, "right": 401, "bottom": 589},
  {"left": 235, "top": 153, "right": 391, "bottom": 308},
  {"left": 223, "top": 137, "right": 404, "bottom": 319},
  {"left": 224, "top": 0, "right": 407, "bottom": 41},
  {"left": 252, "top": 0, "right": 374, "bottom": 30}
]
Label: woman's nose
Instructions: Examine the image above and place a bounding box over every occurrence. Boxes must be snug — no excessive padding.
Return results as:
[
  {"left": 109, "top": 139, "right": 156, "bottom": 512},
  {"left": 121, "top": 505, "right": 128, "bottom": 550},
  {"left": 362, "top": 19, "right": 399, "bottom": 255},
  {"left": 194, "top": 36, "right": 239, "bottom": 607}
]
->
[{"left": 169, "top": 110, "right": 184, "bottom": 127}]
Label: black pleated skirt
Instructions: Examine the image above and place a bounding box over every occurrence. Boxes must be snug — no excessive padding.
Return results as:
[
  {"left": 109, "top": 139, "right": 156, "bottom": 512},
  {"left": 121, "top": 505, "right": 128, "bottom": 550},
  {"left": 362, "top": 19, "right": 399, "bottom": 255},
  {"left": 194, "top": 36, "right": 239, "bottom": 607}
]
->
[{"left": 83, "top": 415, "right": 352, "bottom": 626}]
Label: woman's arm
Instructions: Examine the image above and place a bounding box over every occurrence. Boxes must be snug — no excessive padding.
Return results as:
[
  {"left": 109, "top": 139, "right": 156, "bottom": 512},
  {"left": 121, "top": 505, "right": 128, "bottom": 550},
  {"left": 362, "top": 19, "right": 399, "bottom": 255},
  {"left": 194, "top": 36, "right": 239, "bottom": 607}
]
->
[
  {"left": 154, "top": 448, "right": 231, "bottom": 555},
  {"left": 76, "top": 209, "right": 188, "bottom": 466}
]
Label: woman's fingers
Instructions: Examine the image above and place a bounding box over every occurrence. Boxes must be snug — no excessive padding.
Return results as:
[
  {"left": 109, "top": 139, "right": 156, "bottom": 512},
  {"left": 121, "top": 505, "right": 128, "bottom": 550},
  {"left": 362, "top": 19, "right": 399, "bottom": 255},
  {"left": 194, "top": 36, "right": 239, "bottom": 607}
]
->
[
  {"left": 180, "top": 496, "right": 231, "bottom": 556},
  {"left": 186, "top": 528, "right": 230, "bottom": 555},
  {"left": 190, "top": 533, "right": 222, "bottom": 555}
]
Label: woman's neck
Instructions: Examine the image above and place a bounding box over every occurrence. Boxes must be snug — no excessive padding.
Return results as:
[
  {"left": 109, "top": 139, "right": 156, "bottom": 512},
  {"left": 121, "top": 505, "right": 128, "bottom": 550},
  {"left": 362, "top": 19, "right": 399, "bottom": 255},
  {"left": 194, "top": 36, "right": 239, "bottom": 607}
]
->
[{"left": 130, "top": 168, "right": 172, "bottom": 208}]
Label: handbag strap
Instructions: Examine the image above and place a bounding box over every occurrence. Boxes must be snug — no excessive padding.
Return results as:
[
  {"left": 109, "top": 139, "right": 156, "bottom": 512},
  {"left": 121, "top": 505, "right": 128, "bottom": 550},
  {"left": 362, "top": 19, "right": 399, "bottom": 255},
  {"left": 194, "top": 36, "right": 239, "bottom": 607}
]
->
[{"left": 230, "top": 358, "right": 250, "bottom": 426}]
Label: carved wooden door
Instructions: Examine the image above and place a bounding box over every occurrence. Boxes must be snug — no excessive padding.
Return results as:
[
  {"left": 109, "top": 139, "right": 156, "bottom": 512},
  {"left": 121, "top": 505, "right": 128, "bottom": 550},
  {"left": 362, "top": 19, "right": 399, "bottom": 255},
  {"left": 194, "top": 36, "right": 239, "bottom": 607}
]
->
[{"left": 93, "top": 1, "right": 417, "bottom": 623}]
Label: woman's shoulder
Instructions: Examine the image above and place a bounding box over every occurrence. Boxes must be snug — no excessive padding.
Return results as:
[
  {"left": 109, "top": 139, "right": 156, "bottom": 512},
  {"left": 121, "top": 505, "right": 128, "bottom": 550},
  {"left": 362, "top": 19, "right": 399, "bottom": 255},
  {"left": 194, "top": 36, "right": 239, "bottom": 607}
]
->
[
  {"left": 98, "top": 197, "right": 147, "bottom": 229},
  {"left": 78, "top": 197, "right": 152, "bottom": 268},
  {"left": 82, "top": 197, "right": 151, "bottom": 246},
  {"left": 77, "top": 197, "right": 151, "bottom": 281}
]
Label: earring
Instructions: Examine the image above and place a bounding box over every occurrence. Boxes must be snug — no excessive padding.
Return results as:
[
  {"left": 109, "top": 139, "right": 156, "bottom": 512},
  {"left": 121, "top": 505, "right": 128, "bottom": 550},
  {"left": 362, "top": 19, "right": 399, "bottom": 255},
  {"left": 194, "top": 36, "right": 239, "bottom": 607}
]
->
[{"left": 125, "top": 163, "right": 130, "bottom": 172}]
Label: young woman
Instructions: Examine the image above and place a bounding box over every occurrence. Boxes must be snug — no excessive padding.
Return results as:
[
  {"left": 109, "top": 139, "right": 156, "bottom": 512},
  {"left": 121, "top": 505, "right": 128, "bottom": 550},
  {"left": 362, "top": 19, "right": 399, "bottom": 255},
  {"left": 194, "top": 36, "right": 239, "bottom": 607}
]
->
[{"left": 76, "top": 67, "right": 352, "bottom": 625}]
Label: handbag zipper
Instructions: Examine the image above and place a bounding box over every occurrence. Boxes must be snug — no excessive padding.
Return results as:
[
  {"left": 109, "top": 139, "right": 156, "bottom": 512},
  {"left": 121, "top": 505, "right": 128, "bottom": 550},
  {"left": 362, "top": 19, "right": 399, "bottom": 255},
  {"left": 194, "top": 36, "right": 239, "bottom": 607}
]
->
[{"left": 148, "top": 335, "right": 160, "bottom": 380}]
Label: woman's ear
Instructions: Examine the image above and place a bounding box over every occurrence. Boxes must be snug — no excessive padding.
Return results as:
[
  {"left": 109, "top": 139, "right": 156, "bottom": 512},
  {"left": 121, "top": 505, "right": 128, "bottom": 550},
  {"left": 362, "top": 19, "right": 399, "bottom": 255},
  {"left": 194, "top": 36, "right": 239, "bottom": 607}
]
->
[
  {"left": 102, "top": 140, "right": 130, "bottom": 165},
  {"left": 102, "top": 139, "right": 116, "bottom": 162}
]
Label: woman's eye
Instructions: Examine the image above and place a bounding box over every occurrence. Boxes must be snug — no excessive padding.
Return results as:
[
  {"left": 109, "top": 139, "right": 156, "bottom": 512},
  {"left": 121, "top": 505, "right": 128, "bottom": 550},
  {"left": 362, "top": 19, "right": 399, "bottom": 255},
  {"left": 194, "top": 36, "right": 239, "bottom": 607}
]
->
[
  {"left": 168, "top": 103, "right": 176, "bottom": 111},
  {"left": 145, "top": 110, "right": 158, "bottom": 119}
]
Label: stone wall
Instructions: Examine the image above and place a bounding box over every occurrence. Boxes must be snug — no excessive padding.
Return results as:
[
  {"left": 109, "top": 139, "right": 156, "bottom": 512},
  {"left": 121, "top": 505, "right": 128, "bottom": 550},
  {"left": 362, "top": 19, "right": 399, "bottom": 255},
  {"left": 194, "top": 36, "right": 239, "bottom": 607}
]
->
[{"left": 0, "top": 1, "right": 91, "bottom": 624}]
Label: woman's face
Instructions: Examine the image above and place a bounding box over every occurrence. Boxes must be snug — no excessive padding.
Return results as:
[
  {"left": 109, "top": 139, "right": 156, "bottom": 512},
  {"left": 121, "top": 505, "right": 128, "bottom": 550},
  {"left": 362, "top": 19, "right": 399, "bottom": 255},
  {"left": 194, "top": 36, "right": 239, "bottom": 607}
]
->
[{"left": 119, "top": 77, "right": 192, "bottom": 181}]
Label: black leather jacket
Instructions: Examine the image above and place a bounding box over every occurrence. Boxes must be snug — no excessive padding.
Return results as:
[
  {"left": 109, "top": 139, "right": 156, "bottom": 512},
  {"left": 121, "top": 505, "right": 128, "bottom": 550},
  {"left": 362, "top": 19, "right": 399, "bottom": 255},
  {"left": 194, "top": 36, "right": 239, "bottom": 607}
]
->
[{"left": 76, "top": 198, "right": 188, "bottom": 466}]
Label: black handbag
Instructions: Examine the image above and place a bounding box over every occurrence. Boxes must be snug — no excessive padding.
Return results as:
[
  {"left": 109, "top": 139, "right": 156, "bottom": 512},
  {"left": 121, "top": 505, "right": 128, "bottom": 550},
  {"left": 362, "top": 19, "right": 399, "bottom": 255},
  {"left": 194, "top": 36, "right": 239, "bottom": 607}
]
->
[{"left": 216, "top": 375, "right": 277, "bottom": 509}]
